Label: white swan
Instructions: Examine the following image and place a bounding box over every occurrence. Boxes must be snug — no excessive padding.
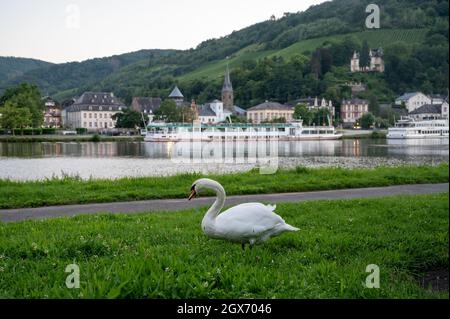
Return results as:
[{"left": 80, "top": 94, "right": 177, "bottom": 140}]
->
[{"left": 188, "top": 178, "right": 299, "bottom": 249}]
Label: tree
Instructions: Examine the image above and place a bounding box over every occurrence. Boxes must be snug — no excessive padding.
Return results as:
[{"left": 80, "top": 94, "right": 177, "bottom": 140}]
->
[
  {"left": 0, "top": 103, "right": 32, "bottom": 135},
  {"left": 360, "top": 112, "right": 375, "bottom": 129},
  {"left": 368, "top": 95, "right": 380, "bottom": 116},
  {"left": 0, "top": 83, "right": 44, "bottom": 127},
  {"left": 314, "top": 108, "right": 331, "bottom": 126},
  {"left": 154, "top": 99, "right": 187, "bottom": 123},
  {"left": 112, "top": 109, "right": 148, "bottom": 129},
  {"left": 360, "top": 40, "right": 370, "bottom": 69},
  {"left": 294, "top": 104, "right": 314, "bottom": 125}
]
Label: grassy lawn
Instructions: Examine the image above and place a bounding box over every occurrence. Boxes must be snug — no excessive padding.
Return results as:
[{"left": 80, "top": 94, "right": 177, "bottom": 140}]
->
[
  {"left": 0, "top": 164, "right": 448, "bottom": 209},
  {"left": 0, "top": 193, "right": 447, "bottom": 298}
]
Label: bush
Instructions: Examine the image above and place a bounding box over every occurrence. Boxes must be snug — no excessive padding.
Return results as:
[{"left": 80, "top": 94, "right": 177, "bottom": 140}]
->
[
  {"left": 15, "top": 128, "right": 43, "bottom": 135},
  {"left": 91, "top": 134, "right": 101, "bottom": 142},
  {"left": 360, "top": 113, "right": 376, "bottom": 129},
  {"left": 42, "top": 128, "right": 56, "bottom": 135},
  {"left": 76, "top": 128, "right": 88, "bottom": 135}
]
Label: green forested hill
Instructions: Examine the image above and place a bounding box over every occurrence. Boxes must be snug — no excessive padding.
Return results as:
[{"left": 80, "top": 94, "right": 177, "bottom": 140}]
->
[
  {"left": 0, "top": 0, "right": 448, "bottom": 106},
  {"left": 0, "top": 57, "right": 53, "bottom": 83}
]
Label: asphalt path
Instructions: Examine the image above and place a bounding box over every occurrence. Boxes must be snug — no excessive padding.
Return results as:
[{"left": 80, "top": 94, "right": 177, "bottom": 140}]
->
[{"left": 0, "top": 183, "right": 447, "bottom": 223}]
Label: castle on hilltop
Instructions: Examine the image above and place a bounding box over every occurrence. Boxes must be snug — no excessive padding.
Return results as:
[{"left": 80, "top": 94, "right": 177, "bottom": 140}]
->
[{"left": 350, "top": 48, "right": 385, "bottom": 73}]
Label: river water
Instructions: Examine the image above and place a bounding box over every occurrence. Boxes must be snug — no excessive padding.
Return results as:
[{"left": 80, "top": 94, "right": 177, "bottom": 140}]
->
[{"left": 0, "top": 138, "right": 448, "bottom": 181}]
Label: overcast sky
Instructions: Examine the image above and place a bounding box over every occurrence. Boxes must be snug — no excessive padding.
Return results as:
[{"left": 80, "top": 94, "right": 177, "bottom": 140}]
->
[{"left": 0, "top": 0, "right": 327, "bottom": 63}]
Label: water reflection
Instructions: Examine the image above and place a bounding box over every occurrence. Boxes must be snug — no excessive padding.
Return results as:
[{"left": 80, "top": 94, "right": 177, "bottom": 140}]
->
[
  {"left": 386, "top": 138, "right": 450, "bottom": 156},
  {"left": 0, "top": 139, "right": 448, "bottom": 181},
  {"left": 0, "top": 138, "right": 448, "bottom": 159}
]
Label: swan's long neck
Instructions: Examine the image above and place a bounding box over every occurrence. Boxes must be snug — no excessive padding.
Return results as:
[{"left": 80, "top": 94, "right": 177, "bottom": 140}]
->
[{"left": 202, "top": 181, "right": 226, "bottom": 224}]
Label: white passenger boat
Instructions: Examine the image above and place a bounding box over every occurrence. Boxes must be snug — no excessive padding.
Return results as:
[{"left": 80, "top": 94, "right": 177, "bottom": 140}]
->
[
  {"left": 144, "top": 121, "right": 342, "bottom": 142},
  {"left": 387, "top": 117, "right": 449, "bottom": 139}
]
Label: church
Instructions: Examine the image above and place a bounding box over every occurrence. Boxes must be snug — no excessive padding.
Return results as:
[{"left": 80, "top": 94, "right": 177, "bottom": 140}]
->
[{"left": 194, "top": 65, "right": 246, "bottom": 124}]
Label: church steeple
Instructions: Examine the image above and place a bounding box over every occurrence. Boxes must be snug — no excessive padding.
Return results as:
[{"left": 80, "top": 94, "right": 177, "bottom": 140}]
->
[{"left": 222, "top": 64, "right": 234, "bottom": 112}]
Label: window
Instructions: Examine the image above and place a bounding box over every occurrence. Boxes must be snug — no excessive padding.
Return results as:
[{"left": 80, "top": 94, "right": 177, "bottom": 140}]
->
[
  {"left": 99, "top": 106, "right": 103, "bottom": 111},
  {"left": 83, "top": 113, "right": 87, "bottom": 118},
  {"left": 99, "top": 114, "right": 103, "bottom": 119},
  {"left": 89, "top": 113, "right": 92, "bottom": 119},
  {"left": 94, "top": 113, "right": 97, "bottom": 119},
  {"left": 89, "top": 122, "right": 92, "bottom": 127}
]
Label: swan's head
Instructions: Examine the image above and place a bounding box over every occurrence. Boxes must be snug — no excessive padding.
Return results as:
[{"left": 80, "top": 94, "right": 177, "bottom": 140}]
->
[{"left": 188, "top": 178, "right": 223, "bottom": 201}]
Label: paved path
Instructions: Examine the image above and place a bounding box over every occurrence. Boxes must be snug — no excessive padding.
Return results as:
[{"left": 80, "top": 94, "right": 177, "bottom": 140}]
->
[{"left": 0, "top": 183, "right": 448, "bottom": 223}]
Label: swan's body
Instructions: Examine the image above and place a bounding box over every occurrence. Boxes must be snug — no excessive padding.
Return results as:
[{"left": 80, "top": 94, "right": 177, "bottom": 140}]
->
[{"left": 189, "top": 179, "right": 299, "bottom": 248}]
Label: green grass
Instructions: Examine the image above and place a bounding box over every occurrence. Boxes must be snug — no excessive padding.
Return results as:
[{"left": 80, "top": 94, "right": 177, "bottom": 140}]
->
[
  {"left": 0, "top": 164, "right": 447, "bottom": 209},
  {"left": 0, "top": 193, "right": 447, "bottom": 298},
  {"left": 179, "top": 29, "right": 427, "bottom": 82}
]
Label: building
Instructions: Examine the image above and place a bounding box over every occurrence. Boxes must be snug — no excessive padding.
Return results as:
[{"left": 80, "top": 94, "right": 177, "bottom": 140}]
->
[
  {"left": 429, "top": 94, "right": 446, "bottom": 105},
  {"left": 347, "top": 82, "right": 367, "bottom": 96},
  {"left": 197, "top": 100, "right": 232, "bottom": 124},
  {"left": 247, "top": 101, "right": 294, "bottom": 124},
  {"left": 369, "top": 48, "right": 385, "bottom": 73},
  {"left": 340, "top": 98, "right": 369, "bottom": 128},
  {"left": 409, "top": 99, "right": 449, "bottom": 120},
  {"left": 289, "top": 97, "right": 335, "bottom": 117},
  {"left": 395, "top": 92, "right": 431, "bottom": 113},
  {"left": 169, "top": 86, "right": 184, "bottom": 107},
  {"left": 131, "top": 97, "right": 162, "bottom": 122},
  {"left": 61, "top": 92, "right": 126, "bottom": 131},
  {"left": 222, "top": 64, "right": 234, "bottom": 113},
  {"left": 42, "top": 97, "right": 62, "bottom": 128},
  {"left": 350, "top": 48, "right": 384, "bottom": 73},
  {"left": 191, "top": 66, "right": 245, "bottom": 124},
  {"left": 350, "top": 52, "right": 360, "bottom": 72}
]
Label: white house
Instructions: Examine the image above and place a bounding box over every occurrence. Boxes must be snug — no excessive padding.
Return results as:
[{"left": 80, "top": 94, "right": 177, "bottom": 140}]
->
[
  {"left": 395, "top": 92, "right": 432, "bottom": 113},
  {"left": 62, "top": 92, "right": 125, "bottom": 131},
  {"left": 198, "top": 100, "right": 232, "bottom": 124}
]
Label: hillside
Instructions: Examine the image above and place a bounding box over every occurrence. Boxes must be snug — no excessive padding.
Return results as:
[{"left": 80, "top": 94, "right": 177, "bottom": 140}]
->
[
  {"left": 0, "top": 49, "right": 177, "bottom": 100},
  {"left": 0, "top": 57, "right": 53, "bottom": 84},
  {"left": 0, "top": 0, "right": 448, "bottom": 105},
  {"left": 178, "top": 29, "right": 428, "bottom": 82}
]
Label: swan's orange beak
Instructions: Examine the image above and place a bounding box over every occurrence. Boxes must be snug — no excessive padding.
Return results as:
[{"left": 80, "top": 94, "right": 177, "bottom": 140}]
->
[{"left": 188, "top": 189, "right": 197, "bottom": 201}]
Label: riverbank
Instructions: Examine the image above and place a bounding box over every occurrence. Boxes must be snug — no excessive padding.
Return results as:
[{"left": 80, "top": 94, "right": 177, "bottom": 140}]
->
[
  {"left": 0, "top": 129, "right": 387, "bottom": 142},
  {"left": 0, "top": 164, "right": 447, "bottom": 209},
  {"left": 338, "top": 129, "right": 387, "bottom": 139},
  {"left": 0, "top": 135, "right": 144, "bottom": 143},
  {"left": 0, "top": 193, "right": 447, "bottom": 298}
]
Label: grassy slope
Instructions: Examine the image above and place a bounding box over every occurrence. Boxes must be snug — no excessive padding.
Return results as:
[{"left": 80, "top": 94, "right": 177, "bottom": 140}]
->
[
  {"left": 0, "top": 164, "right": 447, "bottom": 209},
  {"left": 179, "top": 29, "right": 428, "bottom": 82},
  {"left": 0, "top": 193, "right": 447, "bottom": 298}
]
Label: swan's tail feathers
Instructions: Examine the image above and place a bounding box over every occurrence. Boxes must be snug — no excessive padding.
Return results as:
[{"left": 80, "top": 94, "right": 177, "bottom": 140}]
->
[
  {"left": 284, "top": 224, "right": 300, "bottom": 232},
  {"left": 266, "top": 204, "right": 277, "bottom": 212}
]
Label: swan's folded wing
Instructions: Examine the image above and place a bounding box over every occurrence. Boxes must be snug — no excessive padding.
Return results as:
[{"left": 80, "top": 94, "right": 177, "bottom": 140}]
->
[{"left": 215, "top": 203, "right": 285, "bottom": 239}]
